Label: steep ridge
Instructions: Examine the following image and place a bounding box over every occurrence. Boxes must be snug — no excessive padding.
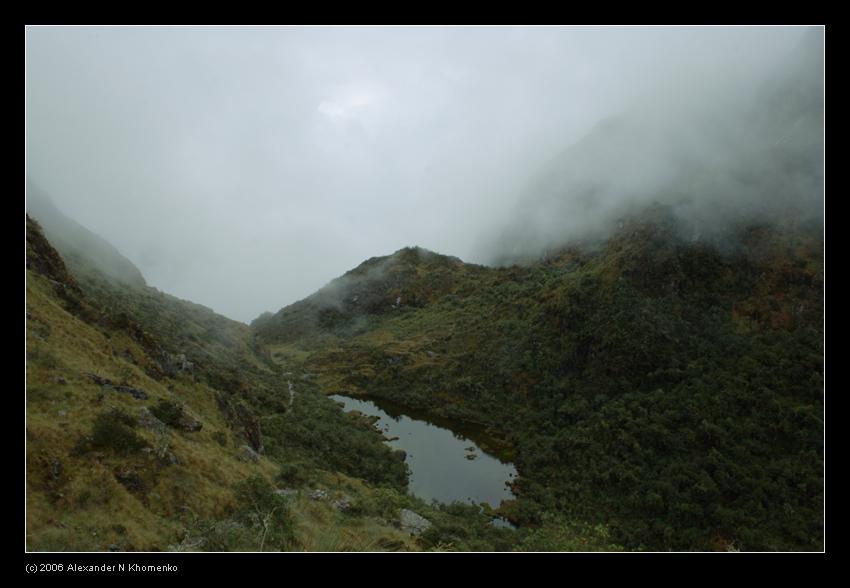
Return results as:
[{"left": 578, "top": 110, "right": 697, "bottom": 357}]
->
[{"left": 253, "top": 205, "right": 824, "bottom": 551}]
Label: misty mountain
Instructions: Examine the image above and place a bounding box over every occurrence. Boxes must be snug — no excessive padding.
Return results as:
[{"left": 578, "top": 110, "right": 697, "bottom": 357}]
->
[
  {"left": 253, "top": 204, "right": 823, "bottom": 550},
  {"left": 25, "top": 26, "right": 824, "bottom": 554},
  {"left": 26, "top": 181, "right": 147, "bottom": 288},
  {"left": 251, "top": 246, "right": 487, "bottom": 344},
  {"left": 482, "top": 28, "right": 823, "bottom": 265}
]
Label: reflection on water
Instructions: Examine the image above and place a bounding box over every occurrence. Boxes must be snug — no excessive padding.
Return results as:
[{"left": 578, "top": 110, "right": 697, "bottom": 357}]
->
[{"left": 331, "top": 394, "right": 517, "bottom": 508}]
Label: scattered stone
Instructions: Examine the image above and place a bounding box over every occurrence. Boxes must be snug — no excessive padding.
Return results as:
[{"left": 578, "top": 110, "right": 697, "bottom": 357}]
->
[
  {"left": 308, "top": 488, "right": 329, "bottom": 501},
  {"left": 426, "top": 351, "right": 438, "bottom": 359},
  {"left": 399, "top": 509, "right": 432, "bottom": 536},
  {"left": 85, "top": 372, "right": 112, "bottom": 386},
  {"left": 465, "top": 453, "right": 478, "bottom": 460},
  {"left": 117, "top": 385, "right": 148, "bottom": 400},
  {"left": 465, "top": 446, "right": 475, "bottom": 451},
  {"left": 54, "top": 376, "right": 67, "bottom": 385},
  {"left": 237, "top": 445, "right": 260, "bottom": 463},
  {"left": 103, "top": 384, "right": 149, "bottom": 400},
  {"left": 58, "top": 410, "right": 67, "bottom": 418},
  {"left": 160, "top": 351, "right": 195, "bottom": 377},
  {"left": 153, "top": 435, "right": 179, "bottom": 465},
  {"left": 108, "top": 544, "right": 121, "bottom": 552},
  {"left": 329, "top": 494, "right": 353, "bottom": 511},
  {"left": 48, "top": 457, "right": 63, "bottom": 481},
  {"left": 274, "top": 488, "right": 298, "bottom": 499}
]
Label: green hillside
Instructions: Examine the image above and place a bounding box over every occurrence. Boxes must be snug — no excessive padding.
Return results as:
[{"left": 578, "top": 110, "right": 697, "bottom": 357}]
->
[
  {"left": 253, "top": 205, "right": 824, "bottom": 551},
  {"left": 26, "top": 213, "right": 530, "bottom": 552}
]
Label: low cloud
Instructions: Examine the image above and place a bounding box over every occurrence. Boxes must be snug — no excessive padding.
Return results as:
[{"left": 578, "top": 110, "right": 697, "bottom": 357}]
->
[{"left": 25, "top": 26, "right": 821, "bottom": 321}]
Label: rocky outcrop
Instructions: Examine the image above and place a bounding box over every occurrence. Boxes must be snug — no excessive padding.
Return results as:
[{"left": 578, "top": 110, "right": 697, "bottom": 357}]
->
[
  {"left": 149, "top": 399, "right": 203, "bottom": 432},
  {"left": 160, "top": 351, "right": 195, "bottom": 378},
  {"left": 399, "top": 509, "right": 432, "bottom": 536},
  {"left": 84, "top": 373, "right": 149, "bottom": 400}
]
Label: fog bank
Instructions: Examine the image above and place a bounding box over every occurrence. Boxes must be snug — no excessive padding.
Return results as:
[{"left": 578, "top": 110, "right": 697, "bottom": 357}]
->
[{"left": 25, "top": 26, "right": 819, "bottom": 321}]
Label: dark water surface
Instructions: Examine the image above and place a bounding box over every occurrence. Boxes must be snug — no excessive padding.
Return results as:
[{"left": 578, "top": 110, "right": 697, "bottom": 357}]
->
[{"left": 330, "top": 394, "right": 517, "bottom": 508}]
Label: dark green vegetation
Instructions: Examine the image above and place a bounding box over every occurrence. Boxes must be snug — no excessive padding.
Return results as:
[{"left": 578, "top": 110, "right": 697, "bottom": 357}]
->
[{"left": 253, "top": 205, "right": 824, "bottom": 551}]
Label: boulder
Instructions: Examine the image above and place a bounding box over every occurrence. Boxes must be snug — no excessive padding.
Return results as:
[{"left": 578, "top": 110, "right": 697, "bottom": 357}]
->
[
  {"left": 308, "top": 488, "right": 329, "bottom": 501},
  {"left": 104, "top": 384, "right": 149, "bottom": 400},
  {"left": 48, "top": 457, "right": 63, "bottom": 481},
  {"left": 399, "top": 509, "right": 432, "bottom": 536},
  {"left": 329, "top": 494, "right": 353, "bottom": 511}
]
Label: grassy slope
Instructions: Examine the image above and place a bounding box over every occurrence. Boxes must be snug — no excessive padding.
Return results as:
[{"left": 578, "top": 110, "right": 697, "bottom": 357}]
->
[
  {"left": 252, "top": 205, "right": 824, "bottom": 551},
  {"left": 29, "top": 215, "right": 516, "bottom": 552}
]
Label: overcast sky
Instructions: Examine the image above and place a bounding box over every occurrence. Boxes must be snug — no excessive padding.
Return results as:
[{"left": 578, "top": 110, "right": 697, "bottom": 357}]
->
[{"left": 25, "top": 25, "right": 810, "bottom": 322}]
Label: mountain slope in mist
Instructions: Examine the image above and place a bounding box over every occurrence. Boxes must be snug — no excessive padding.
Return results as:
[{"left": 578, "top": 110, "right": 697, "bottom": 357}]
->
[
  {"left": 480, "top": 28, "right": 823, "bottom": 265},
  {"left": 26, "top": 182, "right": 148, "bottom": 288}
]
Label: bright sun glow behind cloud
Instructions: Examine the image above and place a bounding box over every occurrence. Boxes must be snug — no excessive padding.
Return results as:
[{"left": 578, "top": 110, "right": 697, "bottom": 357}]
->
[{"left": 317, "top": 82, "right": 388, "bottom": 122}]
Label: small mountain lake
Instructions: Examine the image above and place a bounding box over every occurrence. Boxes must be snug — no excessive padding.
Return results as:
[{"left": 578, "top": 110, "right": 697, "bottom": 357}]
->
[{"left": 330, "top": 394, "right": 517, "bottom": 509}]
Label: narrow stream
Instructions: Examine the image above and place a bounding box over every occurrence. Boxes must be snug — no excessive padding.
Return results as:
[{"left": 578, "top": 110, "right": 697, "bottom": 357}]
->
[{"left": 330, "top": 394, "right": 517, "bottom": 509}]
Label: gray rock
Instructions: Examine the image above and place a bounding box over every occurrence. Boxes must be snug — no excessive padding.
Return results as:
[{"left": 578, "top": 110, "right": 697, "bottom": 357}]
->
[
  {"left": 399, "top": 509, "right": 432, "bottom": 536},
  {"left": 308, "top": 488, "right": 329, "bottom": 501},
  {"left": 329, "top": 494, "right": 353, "bottom": 511},
  {"left": 48, "top": 458, "right": 63, "bottom": 481},
  {"left": 104, "top": 384, "right": 148, "bottom": 400},
  {"left": 160, "top": 351, "right": 195, "bottom": 377},
  {"left": 274, "top": 488, "right": 299, "bottom": 498},
  {"left": 85, "top": 372, "right": 111, "bottom": 386},
  {"left": 138, "top": 407, "right": 168, "bottom": 434}
]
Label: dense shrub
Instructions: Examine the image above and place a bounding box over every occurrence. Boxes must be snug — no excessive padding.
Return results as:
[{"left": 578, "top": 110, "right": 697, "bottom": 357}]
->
[{"left": 90, "top": 409, "right": 147, "bottom": 453}]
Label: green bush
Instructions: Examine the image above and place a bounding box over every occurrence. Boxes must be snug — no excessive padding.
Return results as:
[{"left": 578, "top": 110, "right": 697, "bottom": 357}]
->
[
  {"left": 149, "top": 399, "right": 185, "bottom": 428},
  {"left": 90, "top": 409, "right": 147, "bottom": 453}
]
